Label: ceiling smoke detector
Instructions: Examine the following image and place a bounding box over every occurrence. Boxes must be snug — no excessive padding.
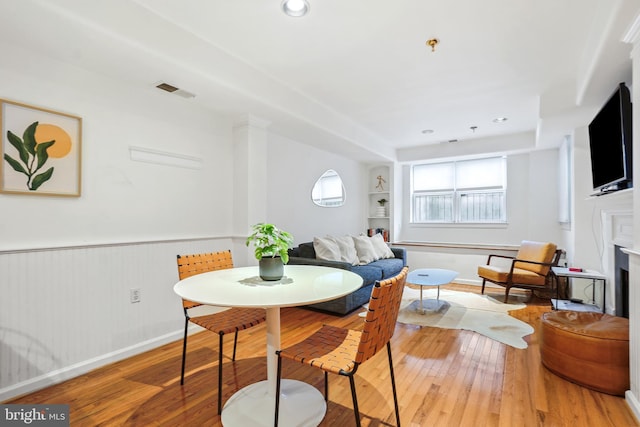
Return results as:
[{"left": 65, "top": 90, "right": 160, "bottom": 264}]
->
[{"left": 155, "top": 82, "right": 196, "bottom": 99}]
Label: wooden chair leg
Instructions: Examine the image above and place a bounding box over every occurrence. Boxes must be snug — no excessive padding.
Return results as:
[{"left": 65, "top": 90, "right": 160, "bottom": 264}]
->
[
  {"left": 232, "top": 330, "right": 239, "bottom": 361},
  {"left": 218, "top": 333, "right": 223, "bottom": 415},
  {"left": 349, "top": 375, "right": 361, "bottom": 427},
  {"left": 180, "top": 318, "right": 189, "bottom": 385},
  {"left": 504, "top": 286, "right": 511, "bottom": 303},
  {"left": 387, "top": 343, "right": 401, "bottom": 427},
  {"left": 274, "top": 353, "right": 283, "bottom": 427}
]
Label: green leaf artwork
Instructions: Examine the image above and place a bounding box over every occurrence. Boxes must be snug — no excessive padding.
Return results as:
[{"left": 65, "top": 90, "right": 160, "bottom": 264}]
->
[{"left": 3, "top": 121, "right": 56, "bottom": 191}]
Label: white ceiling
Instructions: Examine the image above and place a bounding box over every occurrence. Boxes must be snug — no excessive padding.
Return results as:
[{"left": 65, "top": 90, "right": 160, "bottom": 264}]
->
[{"left": 1, "top": 0, "right": 639, "bottom": 163}]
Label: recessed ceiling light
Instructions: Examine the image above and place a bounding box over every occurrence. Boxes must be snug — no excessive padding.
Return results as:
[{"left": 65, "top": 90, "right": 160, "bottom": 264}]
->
[
  {"left": 281, "top": 0, "right": 310, "bottom": 17},
  {"left": 421, "top": 129, "right": 434, "bottom": 134},
  {"left": 493, "top": 117, "right": 508, "bottom": 123}
]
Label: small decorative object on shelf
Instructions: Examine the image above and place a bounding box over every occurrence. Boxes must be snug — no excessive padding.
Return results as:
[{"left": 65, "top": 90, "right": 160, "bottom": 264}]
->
[
  {"left": 367, "top": 228, "right": 389, "bottom": 242},
  {"left": 246, "top": 222, "right": 294, "bottom": 281},
  {"left": 376, "top": 198, "right": 387, "bottom": 217},
  {"left": 375, "top": 175, "right": 386, "bottom": 191}
]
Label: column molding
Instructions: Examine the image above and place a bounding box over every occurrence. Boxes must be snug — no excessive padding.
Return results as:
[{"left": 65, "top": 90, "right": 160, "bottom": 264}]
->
[
  {"left": 232, "top": 114, "right": 270, "bottom": 265},
  {"left": 621, "top": 13, "right": 640, "bottom": 420}
]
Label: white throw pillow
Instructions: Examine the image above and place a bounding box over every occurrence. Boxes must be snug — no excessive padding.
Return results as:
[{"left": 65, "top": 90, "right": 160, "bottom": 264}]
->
[
  {"left": 329, "top": 235, "right": 359, "bottom": 265},
  {"left": 370, "top": 233, "right": 395, "bottom": 259},
  {"left": 313, "top": 236, "right": 341, "bottom": 261},
  {"left": 352, "top": 235, "right": 379, "bottom": 265}
]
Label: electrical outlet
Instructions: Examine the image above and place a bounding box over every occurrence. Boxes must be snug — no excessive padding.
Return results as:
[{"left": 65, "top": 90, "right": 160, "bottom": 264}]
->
[{"left": 130, "top": 288, "right": 141, "bottom": 304}]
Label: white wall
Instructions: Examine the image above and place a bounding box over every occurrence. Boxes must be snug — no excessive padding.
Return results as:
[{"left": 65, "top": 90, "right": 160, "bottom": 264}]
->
[
  {"left": 572, "top": 125, "right": 634, "bottom": 269},
  {"left": 403, "top": 245, "right": 518, "bottom": 286},
  {"left": 0, "top": 42, "right": 243, "bottom": 399},
  {"left": 399, "top": 150, "right": 563, "bottom": 246},
  {"left": 266, "top": 132, "right": 366, "bottom": 244},
  {"left": 0, "top": 41, "right": 373, "bottom": 400},
  {"left": 570, "top": 124, "right": 633, "bottom": 310},
  {"left": 0, "top": 41, "right": 234, "bottom": 250},
  {"left": 572, "top": 126, "right": 604, "bottom": 268}
]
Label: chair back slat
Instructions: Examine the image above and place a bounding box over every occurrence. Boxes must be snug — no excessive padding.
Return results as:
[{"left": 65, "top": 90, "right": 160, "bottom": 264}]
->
[
  {"left": 176, "top": 250, "right": 234, "bottom": 309},
  {"left": 356, "top": 267, "right": 408, "bottom": 364}
]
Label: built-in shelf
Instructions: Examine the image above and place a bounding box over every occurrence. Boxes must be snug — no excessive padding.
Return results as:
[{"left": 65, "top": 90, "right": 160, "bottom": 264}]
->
[{"left": 367, "top": 164, "right": 392, "bottom": 241}]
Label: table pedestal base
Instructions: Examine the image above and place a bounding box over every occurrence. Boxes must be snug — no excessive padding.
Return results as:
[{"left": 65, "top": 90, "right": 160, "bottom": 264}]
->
[
  {"left": 406, "top": 298, "right": 449, "bottom": 314},
  {"left": 221, "top": 379, "right": 326, "bottom": 426}
]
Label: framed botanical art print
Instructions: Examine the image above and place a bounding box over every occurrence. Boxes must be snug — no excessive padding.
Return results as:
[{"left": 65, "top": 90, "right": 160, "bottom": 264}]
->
[{"left": 1, "top": 99, "right": 82, "bottom": 197}]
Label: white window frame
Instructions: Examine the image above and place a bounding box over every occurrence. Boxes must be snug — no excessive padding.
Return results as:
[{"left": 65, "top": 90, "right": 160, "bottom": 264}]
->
[{"left": 411, "top": 157, "right": 507, "bottom": 224}]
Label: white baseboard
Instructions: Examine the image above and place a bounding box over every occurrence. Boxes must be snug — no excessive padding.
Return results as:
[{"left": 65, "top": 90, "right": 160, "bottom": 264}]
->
[
  {"left": 454, "top": 278, "right": 508, "bottom": 288},
  {"left": 0, "top": 329, "right": 186, "bottom": 402},
  {"left": 453, "top": 278, "right": 482, "bottom": 286},
  {"left": 627, "top": 390, "right": 640, "bottom": 423}
]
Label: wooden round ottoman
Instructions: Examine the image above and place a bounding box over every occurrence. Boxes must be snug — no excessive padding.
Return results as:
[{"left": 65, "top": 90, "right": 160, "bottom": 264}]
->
[{"left": 540, "top": 310, "right": 629, "bottom": 396}]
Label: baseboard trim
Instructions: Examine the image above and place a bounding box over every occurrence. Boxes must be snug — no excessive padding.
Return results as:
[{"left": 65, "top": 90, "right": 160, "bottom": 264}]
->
[
  {"left": 0, "top": 329, "right": 187, "bottom": 402},
  {"left": 453, "top": 279, "right": 482, "bottom": 286},
  {"left": 454, "top": 279, "right": 505, "bottom": 289},
  {"left": 626, "top": 390, "right": 640, "bottom": 423}
]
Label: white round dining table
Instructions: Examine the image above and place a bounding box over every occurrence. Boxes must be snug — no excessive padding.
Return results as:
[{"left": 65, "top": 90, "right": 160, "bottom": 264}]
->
[{"left": 173, "top": 264, "right": 363, "bottom": 426}]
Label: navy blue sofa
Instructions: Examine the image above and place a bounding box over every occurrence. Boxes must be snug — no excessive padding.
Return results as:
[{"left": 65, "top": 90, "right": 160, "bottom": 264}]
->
[{"left": 287, "top": 241, "right": 407, "bottom": 315}]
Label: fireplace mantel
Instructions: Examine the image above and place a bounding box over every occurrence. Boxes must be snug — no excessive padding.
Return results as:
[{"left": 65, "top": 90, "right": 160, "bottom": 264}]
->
[
  {"left": 600, "top": 210, "right": 633, "bottom": 315},
  {"left": 621, "top": 247, "right": 640, "bottom": 257}
]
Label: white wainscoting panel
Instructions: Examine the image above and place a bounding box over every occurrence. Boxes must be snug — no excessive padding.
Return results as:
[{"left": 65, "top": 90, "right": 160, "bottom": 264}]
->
[{"left": 0, "top": 237, "right": 237, "bottom": 401}]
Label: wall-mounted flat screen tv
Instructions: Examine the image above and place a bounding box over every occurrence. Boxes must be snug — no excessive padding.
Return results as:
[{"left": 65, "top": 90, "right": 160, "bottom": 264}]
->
[{"left": 588, "top": 82, "right": 632, "bottom": 195}]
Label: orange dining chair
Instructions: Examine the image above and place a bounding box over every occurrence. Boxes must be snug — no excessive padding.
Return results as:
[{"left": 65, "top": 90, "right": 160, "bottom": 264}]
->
[
  {"left": 176, "top": 250, "right": 266, "bottom": 414},
  {"left": 274, "top": 266, "right": 408, "bottom": 427}
]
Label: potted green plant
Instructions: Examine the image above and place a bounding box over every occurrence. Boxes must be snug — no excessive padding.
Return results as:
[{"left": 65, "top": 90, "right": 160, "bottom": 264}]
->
[{"left": 246, "top": 223, "right": 294, "bottom": 281}]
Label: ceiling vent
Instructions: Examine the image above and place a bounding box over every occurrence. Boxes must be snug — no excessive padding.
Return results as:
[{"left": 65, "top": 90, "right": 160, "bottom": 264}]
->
[{"left": 155, "top": 82, "right": 196, "bottom": 99}]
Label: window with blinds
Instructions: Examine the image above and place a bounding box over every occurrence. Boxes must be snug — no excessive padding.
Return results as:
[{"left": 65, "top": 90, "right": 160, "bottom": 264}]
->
[{"left": 411, "top": 157, "right": 507, "bottom": 223}]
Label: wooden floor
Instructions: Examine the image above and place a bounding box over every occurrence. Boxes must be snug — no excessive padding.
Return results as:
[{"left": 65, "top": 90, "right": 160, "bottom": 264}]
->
[{"left": 6, "top": 284, "right": 639, "bottom": 426}]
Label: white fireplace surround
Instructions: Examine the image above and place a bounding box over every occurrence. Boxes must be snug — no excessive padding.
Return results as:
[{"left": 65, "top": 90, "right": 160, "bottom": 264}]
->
[{"left": 601, "top": 209, "right": 633, "bottom": 315}]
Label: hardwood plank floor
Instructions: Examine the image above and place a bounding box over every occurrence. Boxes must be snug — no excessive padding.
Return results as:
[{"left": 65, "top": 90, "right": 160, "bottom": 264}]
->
[{"left": 6, "top": 285, "right": 638, "bottom": 426}]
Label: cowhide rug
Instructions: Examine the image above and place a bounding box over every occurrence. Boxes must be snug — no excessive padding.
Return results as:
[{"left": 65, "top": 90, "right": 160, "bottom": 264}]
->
[{"left": 362, "top": 288, "right": 534, "bottom": 349}]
